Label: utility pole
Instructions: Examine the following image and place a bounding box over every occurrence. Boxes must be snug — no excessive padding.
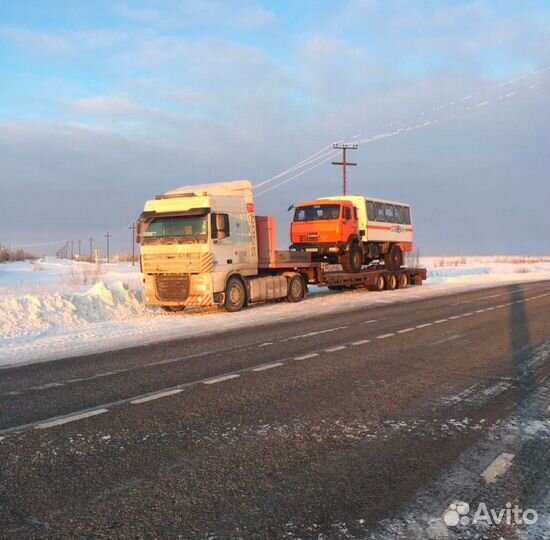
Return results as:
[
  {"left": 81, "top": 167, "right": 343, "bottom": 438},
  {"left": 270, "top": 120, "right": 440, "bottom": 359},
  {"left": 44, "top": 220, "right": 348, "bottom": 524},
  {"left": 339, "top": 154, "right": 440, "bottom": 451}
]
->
[
  {"left": 128, "top": 223, "right": 136, "bottom": 266},
  {"left": 332, "top": 143, "right": 358, "bottom": 195},
  {"left": 70, "top": 240, "right": 74, "bottom": 260},
  {"left": 89, "top": 236, "right": 93, "bottom": 262},
  {"left": 105, "top": 232, "right": 112, "bottom": 264},
  {"left": 77, "top": 239, "right": 81, "bottom": 258}
]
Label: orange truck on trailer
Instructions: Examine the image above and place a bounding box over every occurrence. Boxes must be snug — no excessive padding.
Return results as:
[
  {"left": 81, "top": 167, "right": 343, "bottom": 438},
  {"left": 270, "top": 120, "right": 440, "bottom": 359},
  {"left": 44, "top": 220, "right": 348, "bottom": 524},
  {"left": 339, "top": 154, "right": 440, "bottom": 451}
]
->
[{"left": 290, "top": 195, "right": 413, "bottom": 272}]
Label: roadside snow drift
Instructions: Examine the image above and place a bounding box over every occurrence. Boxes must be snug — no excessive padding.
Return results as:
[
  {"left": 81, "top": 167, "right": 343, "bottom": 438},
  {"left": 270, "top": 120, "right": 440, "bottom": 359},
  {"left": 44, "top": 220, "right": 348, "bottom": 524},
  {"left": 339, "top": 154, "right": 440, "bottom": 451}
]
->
[{"left": 0, "top": 257, "right": 547, "bottom": 367}]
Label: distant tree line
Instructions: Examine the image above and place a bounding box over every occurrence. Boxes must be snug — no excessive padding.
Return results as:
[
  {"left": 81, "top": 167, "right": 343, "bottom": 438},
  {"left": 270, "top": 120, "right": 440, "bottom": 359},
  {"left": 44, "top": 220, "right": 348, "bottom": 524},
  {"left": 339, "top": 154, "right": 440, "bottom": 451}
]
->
[{"left": 0, "top": 245, "right": 38, "bottom": 263}]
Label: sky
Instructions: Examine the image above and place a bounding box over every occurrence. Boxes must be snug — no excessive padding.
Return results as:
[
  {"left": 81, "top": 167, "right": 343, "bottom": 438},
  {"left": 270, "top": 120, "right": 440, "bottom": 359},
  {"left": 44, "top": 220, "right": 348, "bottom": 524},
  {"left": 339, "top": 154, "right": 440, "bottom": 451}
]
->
[{"left": 0, "top": 0, "right": 548, "bottom": 256}]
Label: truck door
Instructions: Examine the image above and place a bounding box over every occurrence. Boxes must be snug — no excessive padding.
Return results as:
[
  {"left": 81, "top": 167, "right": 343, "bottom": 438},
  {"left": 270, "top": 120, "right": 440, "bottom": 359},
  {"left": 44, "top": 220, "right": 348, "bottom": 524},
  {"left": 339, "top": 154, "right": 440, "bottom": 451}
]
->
[{"left": 341, "top": 204, "right": 357, "bottom": 242}]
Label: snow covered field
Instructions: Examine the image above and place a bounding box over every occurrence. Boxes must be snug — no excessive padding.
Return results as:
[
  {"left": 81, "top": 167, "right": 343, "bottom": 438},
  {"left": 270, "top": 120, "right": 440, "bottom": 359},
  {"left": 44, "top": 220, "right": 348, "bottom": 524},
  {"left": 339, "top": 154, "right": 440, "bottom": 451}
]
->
[{"left": 0, "top": 257, "right": 548, "bottom": 367}]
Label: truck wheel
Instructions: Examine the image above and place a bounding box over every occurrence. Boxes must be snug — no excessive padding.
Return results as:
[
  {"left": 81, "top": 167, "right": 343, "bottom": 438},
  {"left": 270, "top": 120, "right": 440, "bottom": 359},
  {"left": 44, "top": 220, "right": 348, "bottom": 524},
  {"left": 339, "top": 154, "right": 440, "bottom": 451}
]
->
[
  {"left": 340, "top": 243, "right": 363, "bottom": 273},
  {"left": 286, "top": 274, "right": 304, "bottom": 302},
  {"left": 386, "top": 273, "right": 397, "bottom": 290},
  {"left": 224, "top": 276, "right": 246, "bottom": 312},
  {"left": 384, "top": 245, "right": 403, "bottom": 270},
  {"left": 398, "top": 273, "right": 409, "bottom": 289},
  {"left": 372, "top": 274, "right": 385, "bottom": 291}
]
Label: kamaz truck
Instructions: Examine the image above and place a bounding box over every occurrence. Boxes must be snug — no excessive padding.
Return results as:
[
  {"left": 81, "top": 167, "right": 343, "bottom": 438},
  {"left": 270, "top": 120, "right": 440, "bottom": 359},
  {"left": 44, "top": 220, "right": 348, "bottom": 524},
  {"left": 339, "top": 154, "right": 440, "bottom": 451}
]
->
[{"left": 137, "top": 180, "right": 425, "bottom": 312}]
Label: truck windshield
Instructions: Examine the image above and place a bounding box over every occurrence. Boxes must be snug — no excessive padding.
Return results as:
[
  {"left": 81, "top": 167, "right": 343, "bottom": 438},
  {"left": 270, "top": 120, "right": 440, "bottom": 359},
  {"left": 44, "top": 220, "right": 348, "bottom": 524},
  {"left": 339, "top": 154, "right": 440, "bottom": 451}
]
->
[
  {"left": 294, "top": 204, "right": 341, "bottom": 221},
  {"left": 143, "top": 215, "right": 208, "bottom": 244}
]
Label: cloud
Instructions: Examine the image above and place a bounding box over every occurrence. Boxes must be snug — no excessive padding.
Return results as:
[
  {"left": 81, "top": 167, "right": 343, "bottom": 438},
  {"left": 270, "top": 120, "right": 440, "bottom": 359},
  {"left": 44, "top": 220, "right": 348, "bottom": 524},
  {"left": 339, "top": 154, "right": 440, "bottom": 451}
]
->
[
  {"left": 68, "top": 96, "right": 155, "bottom": 117},
  {"left": 0, "top": 27, "right": 70, "bottom": 54}
]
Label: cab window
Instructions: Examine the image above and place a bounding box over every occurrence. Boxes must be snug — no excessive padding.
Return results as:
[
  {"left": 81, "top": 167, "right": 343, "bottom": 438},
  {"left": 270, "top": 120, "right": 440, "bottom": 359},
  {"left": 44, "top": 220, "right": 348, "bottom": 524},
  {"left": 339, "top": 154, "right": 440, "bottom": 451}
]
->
[
  {"left": 402, "top": 206, "right": 411, "bottom": 224},
  {"left": 343, "top": 206, "right": 352, "bottom": 220}
]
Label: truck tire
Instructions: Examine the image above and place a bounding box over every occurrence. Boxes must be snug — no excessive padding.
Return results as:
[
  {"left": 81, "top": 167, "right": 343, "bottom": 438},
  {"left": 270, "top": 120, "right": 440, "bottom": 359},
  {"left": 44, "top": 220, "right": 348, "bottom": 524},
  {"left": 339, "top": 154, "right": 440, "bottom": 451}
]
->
[
  {"left": 386, "top": 273, "right": 397, "bottom": 290},
  {"left": 384, "top": 245, "right": 403, "bottom": 270},
  {"left": 371, "top": 274, "right": 385, "bottom": 291},
  {"left": 340, "top": 242, "right": 363, "bottom": 273},
  {"left": 285, "top": 274, "right": 304, "bottom": 302},
  {"left": 224, "top": 276, "right": 246, "bottom": 312},
  {"left": 398, "top": 272, "right": 409, "bottom": 289}
]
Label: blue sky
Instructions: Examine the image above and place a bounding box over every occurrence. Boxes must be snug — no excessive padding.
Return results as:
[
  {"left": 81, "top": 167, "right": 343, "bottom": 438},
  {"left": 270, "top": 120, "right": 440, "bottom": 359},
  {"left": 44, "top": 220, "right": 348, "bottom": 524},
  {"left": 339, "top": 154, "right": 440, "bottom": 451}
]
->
[{"left": 0, "top": 1, "right": 548, "bottom": 254}]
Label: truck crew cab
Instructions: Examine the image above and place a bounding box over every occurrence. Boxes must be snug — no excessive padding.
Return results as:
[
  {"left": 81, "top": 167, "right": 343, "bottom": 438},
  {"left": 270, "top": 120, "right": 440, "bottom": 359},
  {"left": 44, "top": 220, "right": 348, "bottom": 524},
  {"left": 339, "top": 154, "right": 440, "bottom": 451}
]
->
[{"left": 290, "top": 196, "right": 413, "bottom": 272}]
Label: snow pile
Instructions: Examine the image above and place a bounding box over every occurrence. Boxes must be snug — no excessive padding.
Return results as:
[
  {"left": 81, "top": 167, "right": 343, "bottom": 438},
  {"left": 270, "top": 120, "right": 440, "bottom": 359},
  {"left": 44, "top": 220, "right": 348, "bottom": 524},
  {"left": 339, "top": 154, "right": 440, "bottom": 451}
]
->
[
  {"left": 0, "top": 281, "right": 143, "bottom": 340},
  {"left": 0, "top": 256, "right": 547, "bottom": 367}
]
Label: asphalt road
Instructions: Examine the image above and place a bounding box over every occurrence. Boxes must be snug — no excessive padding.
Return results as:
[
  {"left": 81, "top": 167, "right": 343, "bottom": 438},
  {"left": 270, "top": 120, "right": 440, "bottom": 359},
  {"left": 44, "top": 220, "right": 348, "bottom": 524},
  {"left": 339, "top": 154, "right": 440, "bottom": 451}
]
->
[{"left": 0, "top": 280, "right": 549, "bottom": 539}]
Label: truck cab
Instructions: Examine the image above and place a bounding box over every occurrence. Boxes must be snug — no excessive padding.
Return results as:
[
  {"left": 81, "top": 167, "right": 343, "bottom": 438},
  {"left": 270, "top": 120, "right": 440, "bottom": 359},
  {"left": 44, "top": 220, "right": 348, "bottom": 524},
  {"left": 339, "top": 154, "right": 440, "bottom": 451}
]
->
[{"left": 290, "top": 199, "right": 363, "bottom": 272}]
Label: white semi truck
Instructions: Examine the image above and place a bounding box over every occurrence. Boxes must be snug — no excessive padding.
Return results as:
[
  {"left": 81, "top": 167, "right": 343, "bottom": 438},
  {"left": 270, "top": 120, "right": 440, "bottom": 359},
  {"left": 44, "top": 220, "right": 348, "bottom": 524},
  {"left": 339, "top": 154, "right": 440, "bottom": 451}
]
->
[{"left": 137, "top": 180, "right": 426, "bottom": 312}]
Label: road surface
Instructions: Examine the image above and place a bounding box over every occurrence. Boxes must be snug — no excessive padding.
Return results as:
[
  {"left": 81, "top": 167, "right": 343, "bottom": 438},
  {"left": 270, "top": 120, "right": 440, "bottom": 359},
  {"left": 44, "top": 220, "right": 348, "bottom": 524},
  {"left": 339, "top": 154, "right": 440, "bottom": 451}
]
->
[{"left": 0, "top": 280, "right": 549, "bottom": 539}]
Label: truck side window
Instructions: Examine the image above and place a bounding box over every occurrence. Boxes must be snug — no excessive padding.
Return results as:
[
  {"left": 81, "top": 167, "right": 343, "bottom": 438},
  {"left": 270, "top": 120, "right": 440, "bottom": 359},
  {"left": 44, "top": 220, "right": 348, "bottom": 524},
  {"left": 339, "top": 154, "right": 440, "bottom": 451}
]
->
[
  {"left": 402, "top": 207, "right": 411, "bottom": 224},
  {"left": 211, "top": 213, "right": 230, "bottom": 240},
  {"left": 375, "top": 202, "right": 384, "bottom": 221},
  {"left": 384, "top": 204, "right": 395, "bottom": 222},
  {"left": 343, "top": 207, "right": 351, "bottom": 220},
  {"left": 367, "top": 201, "right": 375, "bottom": 221},
  {"left": 394, "top": 206, "right": 403, "bottom": 224}
]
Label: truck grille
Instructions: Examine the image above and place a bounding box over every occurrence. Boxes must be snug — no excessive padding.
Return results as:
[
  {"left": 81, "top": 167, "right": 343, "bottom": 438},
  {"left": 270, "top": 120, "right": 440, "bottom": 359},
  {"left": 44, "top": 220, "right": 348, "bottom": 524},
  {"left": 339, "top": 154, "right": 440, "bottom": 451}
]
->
[
  {"left": 300, "top": 233, "right": 319, "bottom": 242},
  {"left": 154, "top": 275, "right": 190, "bottom": 302},
  {"left": 142, "top": 253, "right": 213, "bottom": 274}
]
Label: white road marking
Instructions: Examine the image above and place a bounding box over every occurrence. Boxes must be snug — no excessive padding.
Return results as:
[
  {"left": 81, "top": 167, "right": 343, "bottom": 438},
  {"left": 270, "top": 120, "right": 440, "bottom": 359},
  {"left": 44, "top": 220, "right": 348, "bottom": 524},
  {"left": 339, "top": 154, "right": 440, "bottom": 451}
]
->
[
  {"left": 475, "top": 309, "right": 486, "bottom": 313},
  {"left": 282, "top": 327, "right": 347, "bottom": 342},
  {"left": 361, "top": 319, "right": 379, "bottom": 324},
  {"left": 482, "top": 452, "right": 515, "bottom": 484},
  {"left": 36, "top": 408, "right": 109, "bottom": 429},
  {"left": 352, "top": 339, "right": 370, "bottom": 345},
  {"left": 130, "top": 389, "right": 183, "bottom": 404},
  {"left": 253, "top": 362, "right": 284, "bottom": 372},
  {"left": 495, "top": 304, "right": 506, "bottom": 308},
  {"left": 462, "top": 312, "right": 474, "bottom": 316},
  {"left": 326, "top": 345, "right": 346, "bottom": 352},
  {"left": 416, "top": 323, "right": 433, "bottom": 328},
  {"left": 397, "top": 327, "right": 415, "bottom": 333},
  {"left": 258, "top": 342, "right": 273, "bottom": 348},
  {"left": 448, "top": 315, "right": 461, "bottom": 320},
  {"left": 434, "top": 319, "right": 448, "bottom": 324},
  {"left": 376, "top": 333, "right": 395, "bottom": 339},
  {"left": 203, "top": 374, "right": 240, "bottom": 385},
  {"left": 480, "top": 293, "right": 502, "bottom": 300},
  {"left": 295, "top": 353, "right": 319, "bottom": 361},
  {"left": 485, "top": 306, "right": 495, "bottom": 311}
]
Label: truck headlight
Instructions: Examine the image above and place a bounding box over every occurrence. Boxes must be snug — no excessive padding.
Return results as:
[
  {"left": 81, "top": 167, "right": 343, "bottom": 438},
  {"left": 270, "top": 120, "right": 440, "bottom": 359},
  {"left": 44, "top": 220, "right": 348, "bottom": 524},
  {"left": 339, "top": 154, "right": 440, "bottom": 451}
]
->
[{"left": 192, "top": 275, "right": 211, "bottom": 293}]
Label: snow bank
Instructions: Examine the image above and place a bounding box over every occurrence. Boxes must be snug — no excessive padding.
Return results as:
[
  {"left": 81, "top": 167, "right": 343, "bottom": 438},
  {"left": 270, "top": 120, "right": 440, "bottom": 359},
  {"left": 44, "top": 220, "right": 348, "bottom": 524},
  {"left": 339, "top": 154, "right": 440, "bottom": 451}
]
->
[
  {"left": 0, "top": 257, "right": 547, "bottom": 367},
  {"left": 0, "top": 281, "right": 143, "bottom": 340}
]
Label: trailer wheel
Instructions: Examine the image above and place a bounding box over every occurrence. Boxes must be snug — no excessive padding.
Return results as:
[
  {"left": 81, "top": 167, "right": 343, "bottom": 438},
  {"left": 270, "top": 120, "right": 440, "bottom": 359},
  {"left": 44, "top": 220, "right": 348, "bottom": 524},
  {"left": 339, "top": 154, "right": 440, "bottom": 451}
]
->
[
  {"left": 286, "top": 274, "right": 304, "bottom": 302},
  {"left": 372, "top": 274, "right": 385, "bottom": 291},
  {"left": 224, "top": 276, "right": 246, "bottom": 312},
  {"left": 386, "top": 273, "right": 397, "bottom": 290},
  {"left": 398, "top": 273, "right": 409, "bottom": 289},
  {"left": 384, "top": 245, "right": 403, "bottom": 270},
  {"left": 340, "top": 242, "right": 363, "bottom": 273}
]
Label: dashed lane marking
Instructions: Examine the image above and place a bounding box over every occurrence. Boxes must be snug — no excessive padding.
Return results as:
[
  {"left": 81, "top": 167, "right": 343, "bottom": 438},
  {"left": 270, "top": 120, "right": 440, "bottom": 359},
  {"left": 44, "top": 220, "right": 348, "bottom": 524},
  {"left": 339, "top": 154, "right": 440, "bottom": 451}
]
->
[
  {"left": 258, "top": 342, "right": 273, "bottom": 348},
  {"left": 295, "top": 353, "right": 319, "bottom": 361},
  {"left": 434, "top": 319, "right": 448, "bottom": 324},
  {"left": 376, "top": 333, "right": 395, "bottom": 339},
  {"left": 131, "top": 389, "right": 183, "bottom": 404},
  {"left": 203, "top": 374, "right": 240, "bottom": 385},
  {"left": 253, "top": 362, "right": 284, "bottom": 372},
  {"left": 281, "top": 326, "right": 347, "bottom": 342},
  {"left": 36, "top": 409, "right": 109, "bottom": 429},
  {"left": 416, "top": 323, "right": 433, "bottom": 328},
  {"left": 397, "top": 327, "right": 415, "bottom": 334},
  {"left": 448, "top": 315, "right": 461, "bottom": 320},
  {"left": 326, "top": 345, "right": 346, "bottom": 352},
  {"left": 462, "top": 312, "right": 474, "bottom": 316},
  {"left": 475, "top": 309, "right": 486, "bottom": 313},
  {"left": 482, "top": 452, "right": 515, "bottom": 484},
  {"left": 352, "top": 339, "right": 371, "bottom": 345},
  {"left": 361, "top": 319, "right": 380, "bottom": 324}
]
